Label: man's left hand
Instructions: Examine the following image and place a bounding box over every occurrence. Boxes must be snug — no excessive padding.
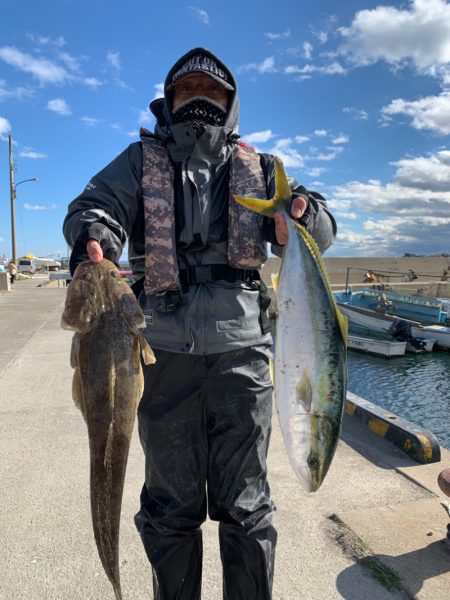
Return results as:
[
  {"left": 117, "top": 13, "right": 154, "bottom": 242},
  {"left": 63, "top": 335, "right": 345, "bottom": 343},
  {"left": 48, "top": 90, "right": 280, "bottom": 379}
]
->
[{"left": 274, "top": 196, "right": 308, "bottom": 245}]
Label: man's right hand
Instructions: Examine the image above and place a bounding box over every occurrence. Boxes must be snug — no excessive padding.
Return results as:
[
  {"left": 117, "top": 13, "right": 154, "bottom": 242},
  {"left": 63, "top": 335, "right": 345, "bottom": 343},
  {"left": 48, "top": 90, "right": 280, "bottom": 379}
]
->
[{"left": 87, "top": 239, "right": 103, "bottom": 263}]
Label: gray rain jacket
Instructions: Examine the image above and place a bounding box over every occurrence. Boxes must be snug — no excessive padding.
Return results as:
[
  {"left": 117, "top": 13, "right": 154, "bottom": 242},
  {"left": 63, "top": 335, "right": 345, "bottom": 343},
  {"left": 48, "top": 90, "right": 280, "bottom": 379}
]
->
[{"left": 63, "top": 47, "right": 337, "bottom": 354}]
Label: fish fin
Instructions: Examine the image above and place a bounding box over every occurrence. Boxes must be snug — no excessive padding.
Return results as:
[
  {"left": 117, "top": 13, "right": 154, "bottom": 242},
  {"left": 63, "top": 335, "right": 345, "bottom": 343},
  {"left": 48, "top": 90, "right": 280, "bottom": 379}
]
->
[
  {"left": 269, "top": 359, "right": 274, "bottom": 384},
  {"left": 70, "top": 333, "right": 81, "bottom": 369},
  {"left": 271, "top": 272, "right": 279, "bottom": 291},
  {"left": 104, "top": 421, "right": 114, "bottom": 469},
  {"left": 233, "top": 194, "right": 277, "bottom": 217},
  {"left": 293, "top": 222, "right": 348, "bottom": 346},
  {"left": 233, "top": 157, "right": 292, "bottom": 218},
  {"left": 273, "top": 156, "right": 293, "bottom": 204},
  {"left": 138, "top": 332, "right": 156, "bottom": 365},
  {"left": 296, "top": 373, "right": 313, "bottom": 412},
  {"left": 72, "top": 368, "right": 86, "bottom": 419}
]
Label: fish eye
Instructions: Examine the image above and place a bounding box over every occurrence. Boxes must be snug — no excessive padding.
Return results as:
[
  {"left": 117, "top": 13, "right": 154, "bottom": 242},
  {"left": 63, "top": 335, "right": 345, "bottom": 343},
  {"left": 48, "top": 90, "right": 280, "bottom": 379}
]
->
[
  {"left": 307, "top": 457, "right": 318, "bottom": 470},
  {"left": 110, "top": 270, "right": 119, "bottom": 278}
]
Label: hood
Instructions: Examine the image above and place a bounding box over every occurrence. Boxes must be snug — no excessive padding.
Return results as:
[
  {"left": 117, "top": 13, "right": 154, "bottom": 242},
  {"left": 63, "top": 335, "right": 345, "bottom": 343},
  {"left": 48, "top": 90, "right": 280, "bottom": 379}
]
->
[{"left": 149, "top": 47, "right": 240, "bottom": 137}]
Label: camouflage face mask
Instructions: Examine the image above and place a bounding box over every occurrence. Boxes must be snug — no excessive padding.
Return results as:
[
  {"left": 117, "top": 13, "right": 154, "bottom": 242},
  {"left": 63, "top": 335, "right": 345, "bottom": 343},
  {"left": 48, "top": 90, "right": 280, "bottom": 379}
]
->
[{"left": 171, "top": 96, "right": 227, "bottom": 135}]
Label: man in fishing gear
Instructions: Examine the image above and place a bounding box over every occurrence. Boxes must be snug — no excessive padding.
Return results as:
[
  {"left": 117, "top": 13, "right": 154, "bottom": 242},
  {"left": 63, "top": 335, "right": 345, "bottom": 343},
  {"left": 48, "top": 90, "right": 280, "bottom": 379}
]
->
[{"left": 63, "top": 47, "right": 336, "bottom": 600}]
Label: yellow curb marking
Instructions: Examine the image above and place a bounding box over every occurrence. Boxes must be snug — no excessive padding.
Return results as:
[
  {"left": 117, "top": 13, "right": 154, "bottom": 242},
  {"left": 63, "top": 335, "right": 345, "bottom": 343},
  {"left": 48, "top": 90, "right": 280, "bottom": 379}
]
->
[{"left": 368, "top": 417, "right": 389, "bottom": 437}]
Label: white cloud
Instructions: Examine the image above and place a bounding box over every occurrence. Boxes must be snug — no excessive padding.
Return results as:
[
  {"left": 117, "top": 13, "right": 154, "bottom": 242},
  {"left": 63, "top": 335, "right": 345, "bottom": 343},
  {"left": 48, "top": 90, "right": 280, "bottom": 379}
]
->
[
  {"left": 295, "top": 135, "right": 310, "bottom": 144},
  {"left": 139, "top": 108, "right": 153, "bottom": 125},
  {"left": 312, "top": 31, "right": 328, "bottom": 44},
  {"left": 26, "top": 34, "right": 66, "bottom": 48},
  {"left": 284, "top": 61, "right": 346, "bottom": 78},
  {"left": 80, "top": 116, "right": 102, "bottom": 127},
  {"left": 381, "top": 92, "right": 450, "bottom": 134},
  {"left": 326, "top": 147, "right": 450, "bottom": 255},
  {"left": 0, "top": 115, "right": 12, "bottom": 139},
  {"left": 268, "top": 138, "right": 304, "bottom": 168},
  {"left": 20, "top": 147, "right": 47, "bottom": 159},
  {"left": 0, "top": 46, "right": 69, "bottom": 84},
  {"left": 237, "top": 57, "right": 276, "bottom": 74},
  {"left": 332, "top": 167, "right": 450, "bottom": 218},
  {"left": 107, "top": 51, "right": 121, "bottom": 70},
  {"left": 82, "top": 77, "right": 103, "bottom": 89},
  {"left": 392, "top": 150, "right": 450, "bottom": 192},
  {"left": 153, "top": 82, "right": 164, "bottom": 100},
  {"left": 343, "top": 106, "right": 368, "bottom": 120},
  {"left": 314, "top": 129, "right": 328, "bottom": 137},
  {"left": 331, "top": 134, "right": 349, "bottom": 144},
  {"left": 189, "top": 6, "right": 209, "bottom": 24},
  {"left": 264, "top": 29, "right": 291, "bottom": 41},
  {"left": 334, "top": 211, "right": 358, "bottom": 220},
  {"left": 47, "top": 98, "right": 71, "bottom": 116},
  {"left": 58, "top": 51, "right": 81, "bottom": 72},
  {"left": 302, "top": 42, "right": 313, "bottom": 60},
  {"left": 24, "top": 203, "right": 57, "bottom": 211},
  {"left": 315, "top": 147, "right": 344, "bottom": 161},
  {"left": 241, "top": 130, "right": 274, "bottom": 144},
  {"left": 0, "top": 80, "right": 32, "bottom": 102},
  {"left": 305, "top": 167, "right": 326, "bottom": 178},
  {"left": 338, "top": 0, "right": 450, "bottom": 79}
]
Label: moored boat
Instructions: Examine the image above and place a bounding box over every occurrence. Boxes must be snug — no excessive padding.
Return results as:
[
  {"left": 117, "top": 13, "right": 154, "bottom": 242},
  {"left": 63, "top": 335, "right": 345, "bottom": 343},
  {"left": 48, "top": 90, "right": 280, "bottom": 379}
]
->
[
  {"left": 335, "top": 287, "right": 450, "bottom": 325},
  {"left": 336, "top": 302, "right": 442, "bottom": 351},
  {"left": 348, "top": 334, "right": 406, "bottom": 357},
  {"left": 335, "top": 290, "right": 450, "bottom": 350}
]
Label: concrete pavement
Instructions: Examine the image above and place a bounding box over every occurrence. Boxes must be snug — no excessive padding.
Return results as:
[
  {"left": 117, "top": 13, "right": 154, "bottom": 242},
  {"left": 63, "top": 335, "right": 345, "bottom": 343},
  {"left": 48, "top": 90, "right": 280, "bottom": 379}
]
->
[{"left": 1, "top": 279, "right": 449, "bottom": 599}]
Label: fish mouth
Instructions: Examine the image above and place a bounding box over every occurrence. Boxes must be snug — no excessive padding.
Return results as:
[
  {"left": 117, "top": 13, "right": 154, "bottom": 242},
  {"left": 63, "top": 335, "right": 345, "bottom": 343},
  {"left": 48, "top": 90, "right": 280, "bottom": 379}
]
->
[{"left": 293, "top": 465, "right": 314, "bottom": 493}]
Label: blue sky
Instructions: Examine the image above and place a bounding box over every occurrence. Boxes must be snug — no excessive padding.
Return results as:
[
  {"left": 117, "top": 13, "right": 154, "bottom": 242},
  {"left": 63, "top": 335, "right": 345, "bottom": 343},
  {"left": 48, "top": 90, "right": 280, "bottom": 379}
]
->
[{"left": 1, "top": 0, "right": 450, "bottom": 259}]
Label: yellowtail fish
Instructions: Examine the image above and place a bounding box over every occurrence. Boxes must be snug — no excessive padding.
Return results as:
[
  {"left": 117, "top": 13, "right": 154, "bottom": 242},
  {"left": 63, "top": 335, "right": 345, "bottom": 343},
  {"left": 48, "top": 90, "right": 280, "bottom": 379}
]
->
[
  {"left": 234, "top": 159, "right": 347, "bottom": 492},
  {"left": 61, "top": 259, "right": 155, "bottom": 599}
]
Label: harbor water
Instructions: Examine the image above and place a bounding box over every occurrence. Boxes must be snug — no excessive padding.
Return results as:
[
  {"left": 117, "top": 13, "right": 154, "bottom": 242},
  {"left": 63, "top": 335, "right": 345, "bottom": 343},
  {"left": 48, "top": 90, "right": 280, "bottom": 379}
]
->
[{"left": 347, "top": 349, "right": 450, "bottom": 450}]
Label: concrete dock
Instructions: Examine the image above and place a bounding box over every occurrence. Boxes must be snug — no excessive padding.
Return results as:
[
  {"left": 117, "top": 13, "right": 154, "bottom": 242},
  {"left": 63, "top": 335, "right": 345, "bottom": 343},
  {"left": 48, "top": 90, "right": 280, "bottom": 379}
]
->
[{"left": 1, "top": 277, "right": 450, "bottom": 600}]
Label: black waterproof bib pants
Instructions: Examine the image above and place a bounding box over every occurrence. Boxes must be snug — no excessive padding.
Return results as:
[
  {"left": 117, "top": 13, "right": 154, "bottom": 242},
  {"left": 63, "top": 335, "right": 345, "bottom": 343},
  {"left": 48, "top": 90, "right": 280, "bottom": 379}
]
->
[{"left": 134, "top": 345, "right": 277, "bottom": 599}]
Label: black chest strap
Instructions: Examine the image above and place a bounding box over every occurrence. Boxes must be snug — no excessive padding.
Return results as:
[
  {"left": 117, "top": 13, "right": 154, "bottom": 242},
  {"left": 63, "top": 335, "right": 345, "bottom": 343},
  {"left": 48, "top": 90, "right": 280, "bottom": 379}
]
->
[{"left": 179, "top": 265, "right": 260, "bottom": 286}]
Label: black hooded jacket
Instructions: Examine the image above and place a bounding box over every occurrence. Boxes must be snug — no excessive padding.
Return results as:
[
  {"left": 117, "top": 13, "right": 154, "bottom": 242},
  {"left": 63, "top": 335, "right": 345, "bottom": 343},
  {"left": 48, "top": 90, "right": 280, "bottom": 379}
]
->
[{"left": 63, "top": 47, "right": 337, "bottom": 354}]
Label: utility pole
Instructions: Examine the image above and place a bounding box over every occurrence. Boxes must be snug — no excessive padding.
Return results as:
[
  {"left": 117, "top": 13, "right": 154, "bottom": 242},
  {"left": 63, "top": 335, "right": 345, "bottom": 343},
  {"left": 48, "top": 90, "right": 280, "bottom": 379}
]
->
[
  {"left": 8, "top": 135, "right": 38, "bottom": 264},
  {"left": 9, "top": 134, "right": 16, "bottom": 264}
]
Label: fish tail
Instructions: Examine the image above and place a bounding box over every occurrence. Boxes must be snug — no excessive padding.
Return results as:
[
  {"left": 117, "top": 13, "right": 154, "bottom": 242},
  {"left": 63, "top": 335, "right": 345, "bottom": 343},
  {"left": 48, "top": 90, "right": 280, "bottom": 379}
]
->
[{"left": 233, "top": 157, "right": 292, "bottom": 217}]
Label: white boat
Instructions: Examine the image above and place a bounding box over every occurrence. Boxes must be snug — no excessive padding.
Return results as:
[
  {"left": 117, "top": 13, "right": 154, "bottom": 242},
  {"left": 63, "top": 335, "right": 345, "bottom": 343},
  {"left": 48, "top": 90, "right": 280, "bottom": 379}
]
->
[
  {"left": 348, "top": 334, "right": 406, "bottom": 357},
  {"left": 337, "top": 302, "right": 442, "bottom": 351},
  {"left": 422, "top": 325, "right": 450, "bottom": 349},
  {"left": 405, "top": 338, "right": 436, "bottom": 354}
]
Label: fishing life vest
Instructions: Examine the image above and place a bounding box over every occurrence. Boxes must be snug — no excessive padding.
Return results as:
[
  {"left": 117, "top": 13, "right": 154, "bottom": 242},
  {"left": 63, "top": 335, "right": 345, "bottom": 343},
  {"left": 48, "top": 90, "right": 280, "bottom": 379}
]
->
[{"left": 140, "top": 133, "right": 269, "bottom": 294}]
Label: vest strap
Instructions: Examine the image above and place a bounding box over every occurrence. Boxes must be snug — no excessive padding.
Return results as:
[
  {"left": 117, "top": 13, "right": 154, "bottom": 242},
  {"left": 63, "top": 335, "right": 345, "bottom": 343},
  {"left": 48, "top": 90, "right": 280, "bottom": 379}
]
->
[{"left": 179, "top": 265, "right": 259, "bottom": 286}]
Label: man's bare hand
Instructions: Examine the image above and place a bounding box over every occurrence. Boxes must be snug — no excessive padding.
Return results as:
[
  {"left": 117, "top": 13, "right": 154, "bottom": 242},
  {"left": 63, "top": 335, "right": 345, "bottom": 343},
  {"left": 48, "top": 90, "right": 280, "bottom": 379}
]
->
[
  {"left": 274, "top": 196, "right": 308, "bottom": 245},
  {"left": 87, "top": 239, "right": 103, "bottom": 263}
]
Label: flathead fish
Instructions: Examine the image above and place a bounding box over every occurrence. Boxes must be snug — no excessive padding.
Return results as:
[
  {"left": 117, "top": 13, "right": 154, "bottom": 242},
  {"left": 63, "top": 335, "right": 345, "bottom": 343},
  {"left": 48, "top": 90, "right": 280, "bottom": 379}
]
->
[
  {"left": 61, "top": 259, "right": 155, "bottom": 599},
  {"left": 234, "top": 159, "right": 347, "bottom": 492}
]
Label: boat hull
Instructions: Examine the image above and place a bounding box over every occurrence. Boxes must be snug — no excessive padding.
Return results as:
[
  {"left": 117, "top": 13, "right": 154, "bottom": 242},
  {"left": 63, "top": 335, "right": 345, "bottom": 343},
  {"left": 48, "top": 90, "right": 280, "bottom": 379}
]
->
[{"left": 348, "top": 334, "right": 406, "bottom": 357}]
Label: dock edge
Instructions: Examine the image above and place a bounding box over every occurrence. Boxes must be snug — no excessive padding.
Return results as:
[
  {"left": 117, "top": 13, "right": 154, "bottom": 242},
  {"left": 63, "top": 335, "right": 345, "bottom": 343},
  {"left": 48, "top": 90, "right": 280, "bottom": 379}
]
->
[{"left": 345, "top": 392, "right": 441, "bottom": 464}]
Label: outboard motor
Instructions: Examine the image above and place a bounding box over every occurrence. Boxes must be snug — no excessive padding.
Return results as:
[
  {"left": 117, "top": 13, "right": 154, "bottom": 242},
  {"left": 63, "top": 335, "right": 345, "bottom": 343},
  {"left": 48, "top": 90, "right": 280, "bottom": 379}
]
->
[{"left": 388, "top": 319, "right": 427, "bottom": 351}]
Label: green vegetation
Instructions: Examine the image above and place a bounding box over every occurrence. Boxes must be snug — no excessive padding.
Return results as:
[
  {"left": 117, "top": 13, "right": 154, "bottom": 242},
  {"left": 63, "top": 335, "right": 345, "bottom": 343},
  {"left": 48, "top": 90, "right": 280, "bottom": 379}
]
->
[{"left": 329, "top": 514, "right": 404, "bottom": 593}]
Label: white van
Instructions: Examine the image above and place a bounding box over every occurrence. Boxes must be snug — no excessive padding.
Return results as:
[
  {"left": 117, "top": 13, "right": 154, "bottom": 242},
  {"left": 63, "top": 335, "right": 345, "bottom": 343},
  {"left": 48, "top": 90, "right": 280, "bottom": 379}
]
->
[{"left": 18, "top": 258, "right": 36, "bottom": 274}]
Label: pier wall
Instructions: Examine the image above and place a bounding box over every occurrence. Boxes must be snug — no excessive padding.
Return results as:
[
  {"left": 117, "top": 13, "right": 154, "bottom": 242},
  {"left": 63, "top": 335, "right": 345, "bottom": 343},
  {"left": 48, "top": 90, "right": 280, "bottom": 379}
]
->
[{"left": 261, "top": 255, "right": 450, "bottom": 290}]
